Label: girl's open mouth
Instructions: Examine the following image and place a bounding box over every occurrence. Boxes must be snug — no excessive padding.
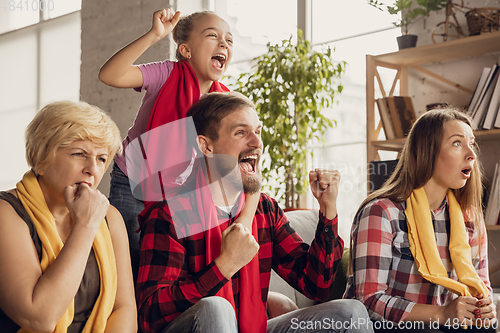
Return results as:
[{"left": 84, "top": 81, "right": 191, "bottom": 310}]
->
[{"left": 211, "top": 54, "right": 226, "bottom": 69}]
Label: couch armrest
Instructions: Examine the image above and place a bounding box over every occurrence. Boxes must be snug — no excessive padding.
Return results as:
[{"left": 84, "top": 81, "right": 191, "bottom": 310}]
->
[{"left": 269, "top": 209, "right": 349, "bottom": 308}]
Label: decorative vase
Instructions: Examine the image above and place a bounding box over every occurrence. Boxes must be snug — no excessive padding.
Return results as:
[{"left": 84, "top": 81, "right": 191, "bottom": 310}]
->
[{"left": 397, "top": 34, "right": 418, "bottom": 50}]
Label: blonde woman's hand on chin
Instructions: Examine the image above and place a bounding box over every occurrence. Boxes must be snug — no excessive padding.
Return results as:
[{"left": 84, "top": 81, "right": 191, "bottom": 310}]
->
[{"left": 64, "top": 183, "right": 109, "bottom": 233}]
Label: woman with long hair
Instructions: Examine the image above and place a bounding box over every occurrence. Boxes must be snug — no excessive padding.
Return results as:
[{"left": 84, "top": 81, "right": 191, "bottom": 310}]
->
[{"left": 345, "top": 107, "right": 496, "bottom": 332}]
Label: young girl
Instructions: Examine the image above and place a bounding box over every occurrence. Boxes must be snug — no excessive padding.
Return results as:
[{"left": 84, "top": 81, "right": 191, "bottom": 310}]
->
[
  {"left": 99, "top": 8, "right": 242, "bottom": 280},
  {"left": 344, "top": 108, "right": 497, "bottom": 332}
]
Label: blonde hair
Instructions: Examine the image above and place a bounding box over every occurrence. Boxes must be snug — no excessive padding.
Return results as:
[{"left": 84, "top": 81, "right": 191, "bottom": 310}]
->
[{"left": 25, "top": 101, "right": 122, "bottom": 175}]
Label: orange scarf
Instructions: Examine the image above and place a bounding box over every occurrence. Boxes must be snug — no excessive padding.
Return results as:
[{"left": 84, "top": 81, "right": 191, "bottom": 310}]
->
[
  {"left": 405, "top": 188, "right": 488, "bottom": 297},
  {"left": 16, "top": 170, "right": 116, "bottom": 333}
]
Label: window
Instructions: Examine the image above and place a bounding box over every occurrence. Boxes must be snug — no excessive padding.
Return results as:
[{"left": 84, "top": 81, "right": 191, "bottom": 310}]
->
[
  {"left": 217, "top": 0, "right": 399, "bottom": 236},
  {"left": 0, "top": 0, "right": 81, "bottom": 189}
]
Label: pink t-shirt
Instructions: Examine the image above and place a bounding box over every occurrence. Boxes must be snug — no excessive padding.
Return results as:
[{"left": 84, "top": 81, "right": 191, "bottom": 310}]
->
[{"left": 114, "top": 60, "right": 175, "bottom": 175}]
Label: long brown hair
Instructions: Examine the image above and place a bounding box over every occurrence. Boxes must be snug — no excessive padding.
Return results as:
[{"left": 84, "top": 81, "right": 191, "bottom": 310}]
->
[
  {"left": 360, "top": 107, "right": 483, "bottom": 222},
  {"left": 349, "top": 107, "right": 485, "bottom": 273}
]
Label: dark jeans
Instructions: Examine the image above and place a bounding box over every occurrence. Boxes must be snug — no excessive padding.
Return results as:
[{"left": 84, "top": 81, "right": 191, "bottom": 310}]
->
[{"left": 108, "top": 162, "right": 144, "bottom": 282}]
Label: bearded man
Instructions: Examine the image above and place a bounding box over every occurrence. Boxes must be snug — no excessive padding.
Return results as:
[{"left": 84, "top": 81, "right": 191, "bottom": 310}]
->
[{"left": 135, "top": 91, "right": 371, "bottom": 333}]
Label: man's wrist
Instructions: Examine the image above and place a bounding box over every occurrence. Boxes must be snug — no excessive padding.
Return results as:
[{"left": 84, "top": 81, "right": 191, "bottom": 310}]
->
[
  {"left": 319, "top": 204, "right": 337, "bottom": 220},
  {"left": 214, "top": 256, "right": 236, "bottom": 280}
]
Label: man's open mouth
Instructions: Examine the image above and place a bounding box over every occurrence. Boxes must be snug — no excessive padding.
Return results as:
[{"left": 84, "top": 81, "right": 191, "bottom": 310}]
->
[
  {"left": 211, "top": 54, "right": 226, "bottom": 69},
  {"left": 239, "top": 154, "right": 258, "bottom": 174}
]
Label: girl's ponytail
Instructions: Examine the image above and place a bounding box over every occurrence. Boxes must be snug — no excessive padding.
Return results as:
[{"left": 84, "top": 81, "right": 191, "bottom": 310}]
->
[{"left": 172, "top": 11, "right": 213, "bottom": 61}]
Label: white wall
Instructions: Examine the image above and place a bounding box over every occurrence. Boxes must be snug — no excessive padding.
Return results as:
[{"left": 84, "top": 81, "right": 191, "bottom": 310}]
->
[{"left": 80, "top": 0, "right": 177, "bottom": 196}]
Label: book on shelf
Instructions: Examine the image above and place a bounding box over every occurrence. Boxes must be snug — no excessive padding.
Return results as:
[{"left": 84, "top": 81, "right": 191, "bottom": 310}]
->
[
  {"left": 386, "top": 96, "right": 417, "bottom": 138},
  {"left": 467, "top": 65, "right": 496, "bottom": 119},
  {"left": 485, "top": 163, "right": 500, "bottom": 226},
  {"left": 376, "top": 98, "right": 396, "bottom": 140},
  {"left": 494, "top": 101, "right": 500, "bottom": 128},
  {"left": 472, "top": 67, "right": 500, "bottom": 130},
  {"left": 493, "top": 74, "right": 500, "bottom": 128},
  {"left": 482, "top": 67, "right": 500, "bottom": 130}
]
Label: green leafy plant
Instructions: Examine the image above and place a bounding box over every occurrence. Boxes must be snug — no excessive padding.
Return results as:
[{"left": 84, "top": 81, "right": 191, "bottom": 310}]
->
[
  {"left": 232, "top": 30, "right": 346, "bottom": 208},
  {"left": 369, "top": 0, "right": 447, "bottom": 35}
]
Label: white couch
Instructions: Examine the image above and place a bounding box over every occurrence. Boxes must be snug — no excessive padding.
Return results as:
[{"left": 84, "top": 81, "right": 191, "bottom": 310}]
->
[{"left": 271, "top": 209, "right": 349, "bottom": 308}]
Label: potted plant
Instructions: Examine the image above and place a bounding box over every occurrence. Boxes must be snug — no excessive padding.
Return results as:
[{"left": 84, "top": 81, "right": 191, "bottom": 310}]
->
[
  {"left": 231, "top": 30, "right": 346, "bottom": 209},
  {"left": 369, "top": 0, "right": 419, "bottom": 49},
  {"left": 368, "top": 0, "right": 448, "bottom": 49}
]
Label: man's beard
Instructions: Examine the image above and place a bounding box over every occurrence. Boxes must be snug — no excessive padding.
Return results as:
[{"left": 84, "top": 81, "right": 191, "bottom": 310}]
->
[{"left": 212, "top": 152, "right": 262, "bottom": 194}]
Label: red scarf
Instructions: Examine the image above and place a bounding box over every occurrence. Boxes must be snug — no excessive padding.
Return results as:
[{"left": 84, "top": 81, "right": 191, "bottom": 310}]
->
[
  {"left": 138, "top": 61, "right": 265, "bottom": 331},
  {"left": 139, "top": 60, "right": 229, "bottom": 209},
  {"left": 147, "top": 60, "right": 229, "bottom": 130},
  {"left": 140, "top": 162, "right": 266, "bottom": 333}
]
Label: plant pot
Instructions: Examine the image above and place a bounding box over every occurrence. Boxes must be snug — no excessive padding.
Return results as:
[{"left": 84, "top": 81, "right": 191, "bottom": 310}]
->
[{"left": 397, "top": 34, "right": 418, "bottom": 50}]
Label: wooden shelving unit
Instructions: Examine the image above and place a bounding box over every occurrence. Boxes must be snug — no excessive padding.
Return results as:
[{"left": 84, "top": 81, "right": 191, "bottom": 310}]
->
[
  {"left": 366, "top": 31, "right": 500, "bottom": 163},
  {"left": 366, "top": 31, "right": 500, "bottom": 231}
]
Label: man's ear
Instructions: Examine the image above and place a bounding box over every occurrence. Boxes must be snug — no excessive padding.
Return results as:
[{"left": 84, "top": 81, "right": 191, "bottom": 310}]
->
[
  {"left": 196, "top": 135, "right": 213, "bottom": 157},
  {"left": 179, "top": 43, "right": 191, "bottom": 59}
]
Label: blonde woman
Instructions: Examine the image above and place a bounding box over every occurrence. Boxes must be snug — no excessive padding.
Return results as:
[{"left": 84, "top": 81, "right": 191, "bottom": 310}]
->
[
  {"left": 345, "top": 108, "right": 496, "bottom": 332},
  {"left": 0, "top": 101, "right": 137, "bottom": 333}
]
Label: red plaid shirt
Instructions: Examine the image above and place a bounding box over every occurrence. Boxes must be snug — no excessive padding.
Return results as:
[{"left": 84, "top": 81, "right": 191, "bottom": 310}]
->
[{"left": 136, "top": 193, "right": 343, "bottom": 333}]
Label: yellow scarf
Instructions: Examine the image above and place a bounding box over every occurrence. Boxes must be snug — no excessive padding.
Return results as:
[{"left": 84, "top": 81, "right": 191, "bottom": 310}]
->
[
  {"left": 405, "top": 188, "right": 488, "bottom": 297},
  {"left": 16, "top": 170, "right": 117, "bottom": 333}
]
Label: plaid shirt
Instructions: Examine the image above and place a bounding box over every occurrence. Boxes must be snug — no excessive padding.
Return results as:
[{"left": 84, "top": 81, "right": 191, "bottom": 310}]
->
[
  {"left": 344, "top": 197, "right": 491, "bottom": 324},
  {"left": 136, "top": 192, "right": 343, "bottom": 333}
]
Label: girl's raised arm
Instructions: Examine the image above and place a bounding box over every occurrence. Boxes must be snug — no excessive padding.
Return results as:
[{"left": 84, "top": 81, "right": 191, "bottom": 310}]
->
[
  {"left": 235, "top": 191, "right": 260, "bottom": 230},
  {"left": 98, "top": 8, "right": 180, "bottom": 89}
]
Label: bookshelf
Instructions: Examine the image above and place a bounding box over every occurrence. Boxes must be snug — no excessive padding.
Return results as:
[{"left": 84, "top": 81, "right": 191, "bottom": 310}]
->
[
  {"left": 366, "top": 31, "right": 500, "bottom": 230},
  {"left": 367, "top": 31, "right": 500, "bottom": 163}
]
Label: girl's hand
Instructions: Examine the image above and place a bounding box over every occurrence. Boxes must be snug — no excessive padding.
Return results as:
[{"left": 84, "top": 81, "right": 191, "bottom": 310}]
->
[{"left": 150, "top": 8, "right": 181, "bottom": 40}]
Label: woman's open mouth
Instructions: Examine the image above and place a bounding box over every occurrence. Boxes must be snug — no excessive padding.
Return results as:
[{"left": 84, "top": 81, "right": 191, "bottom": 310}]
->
[{"left": 461, "top": 167, "right": 472, "bottom": 178}]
